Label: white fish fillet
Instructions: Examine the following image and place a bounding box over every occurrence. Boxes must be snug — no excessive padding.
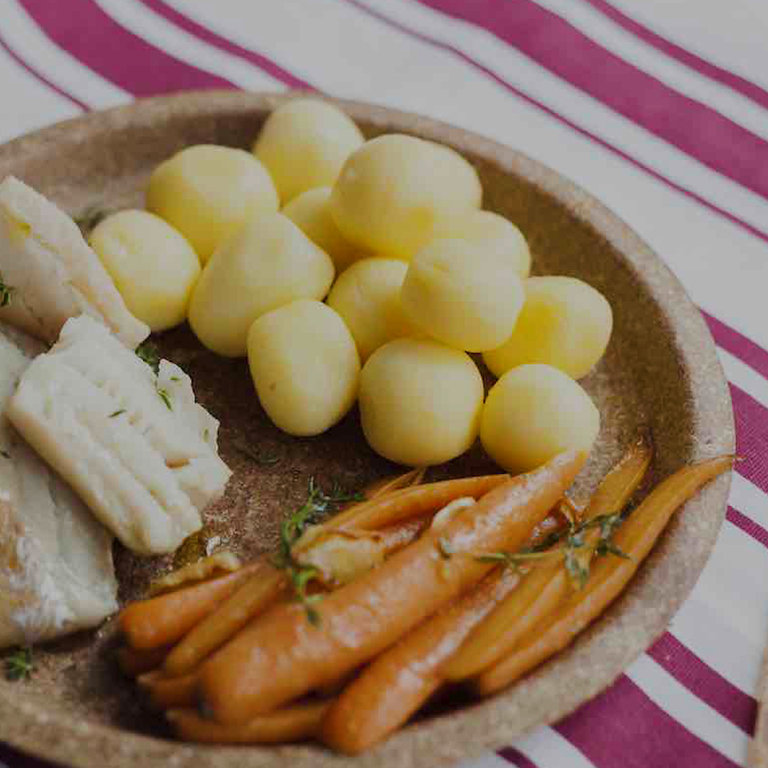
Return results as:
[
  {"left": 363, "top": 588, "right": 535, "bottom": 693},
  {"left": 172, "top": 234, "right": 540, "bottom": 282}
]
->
[
  {"left": 0, "top": 175, "right": 149, "bottom": 348},
  {"left": 8, "top": 316, "right": 232, "bottom": 555},
  {"left": 0, "top": 322, "right": 117, "bottom": 649}
]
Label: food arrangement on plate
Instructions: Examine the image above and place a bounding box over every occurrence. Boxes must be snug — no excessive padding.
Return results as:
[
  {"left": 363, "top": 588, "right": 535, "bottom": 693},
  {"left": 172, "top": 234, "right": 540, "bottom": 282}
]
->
[{"left": 0, "top": 94, "right": 733, "bottom": 764}]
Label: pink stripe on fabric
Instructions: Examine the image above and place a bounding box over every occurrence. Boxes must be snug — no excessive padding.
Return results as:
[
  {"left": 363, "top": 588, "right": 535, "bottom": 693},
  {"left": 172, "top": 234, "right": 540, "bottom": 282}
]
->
[
  {"left": 343, "top": 0, "right": 768, "bottom": 246},
  {"left": 17, "top": 0, "right": 234, "bottom": 95},
  {"left": 580, "top": 0, "right": 768, "bottom": 111},
  {"left": 499, "top": 746, "right": 540, "bottom": 768},
  {"left": 705, "top": 312, "right": 768, "bottom": 382},
  {"left": 135, "top": 0, "right": 312, "bottom": 90},
  {"left": 555, "top": 673, "right": 740, "bottom": 767},
  {"left": 727, "top": 506, "right": 768, "bottom": 550},
  {"left": 0, "top": 25, "right": 88, "bottom": 110},
  {"left": 416, "top": 0, "right": 768, "bottom": 202},
  {"left": 730, "top": 384, "right": 768, "bottom": 495},
  {"left": 648, "top": 632, "right": 756, "bottom": 734}
]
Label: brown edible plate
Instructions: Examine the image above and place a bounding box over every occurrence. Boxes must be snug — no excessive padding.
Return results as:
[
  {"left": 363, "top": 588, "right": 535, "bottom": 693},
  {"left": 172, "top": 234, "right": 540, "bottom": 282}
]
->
[{"left": 0, "top": 91, "right": 734, "bottom": 768}]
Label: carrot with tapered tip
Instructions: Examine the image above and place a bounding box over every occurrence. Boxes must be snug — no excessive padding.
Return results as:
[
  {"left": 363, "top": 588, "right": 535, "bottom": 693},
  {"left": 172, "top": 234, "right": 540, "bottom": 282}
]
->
[
  {"left": 474, "top": 455, "right": 732, "bottom": 696},
  {"left": 321, "top": 567, "right": 520, "bottom": 754},
  {"left": 137, "top": 669, "right": 198, "bottom": 709},
  {"left": 444, "top": 435, "right": 652, "bottom": 681},
  {"left": 118, "top": 562, "right": 265, "bottom": 650},
  {"left": 167, "top": 700, "right": 330, "bottom": 744},
  {"left": 116, "top": 645, "right": 170, "bottom": 677},
  {"left": 362, "top": 467, "right": 426, "bottom": 500},
  {"left": 318, "top": 474, "right": 509, "bottom": 533}
]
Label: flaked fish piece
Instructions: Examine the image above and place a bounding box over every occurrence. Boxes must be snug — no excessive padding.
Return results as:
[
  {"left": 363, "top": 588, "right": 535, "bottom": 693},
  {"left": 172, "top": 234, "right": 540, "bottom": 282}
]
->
[
  {"left": 0, "top": 321, "right": 117, "bottom": 649},
  {"left": 0, "top": 175, "right": 149, "bottom": 348},
  {"left": 8, "top": 315, "right": 232, "bottom": 556}
]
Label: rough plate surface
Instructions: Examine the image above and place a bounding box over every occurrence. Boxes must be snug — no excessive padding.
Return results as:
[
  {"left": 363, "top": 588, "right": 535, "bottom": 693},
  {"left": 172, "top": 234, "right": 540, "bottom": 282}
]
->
[{"left": 0, "top": 91, "right": 734, "bottom": 768}]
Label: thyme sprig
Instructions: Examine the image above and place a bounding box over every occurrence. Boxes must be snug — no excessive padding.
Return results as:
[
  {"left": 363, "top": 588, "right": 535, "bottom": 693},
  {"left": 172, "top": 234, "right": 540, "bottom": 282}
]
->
[
  {"left": 4, "top": 646, "right": 33, "bottom": 681},
  {"left": 273, "top": 478, "right": 363, "bottom": 625},
  {"left": 475, "top": 512, "right": 629, "bottom": 589},
  {"left": 474, "top": 549, "right": 560, "bottom": 570}
]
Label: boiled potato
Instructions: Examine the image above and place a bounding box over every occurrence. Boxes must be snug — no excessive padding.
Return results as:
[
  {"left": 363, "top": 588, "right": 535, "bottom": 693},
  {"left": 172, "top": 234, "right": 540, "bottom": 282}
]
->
[
  {"left": 282, "top": 187, "right": 361, "bottom": 273},
  {"left": 89, "top": 210, "right": 200, "bottom": 332},
  {"left": 146, "top": 144, "right": 278, "bottom": 264},
  {"left": 253, "top": 99, "right": 364, "bottom": 204},
  {"left": 327, "top": 258, "right": 414, "bottom": 361},
  {"left": 434, "top": 210, "right": 530, "bottom": 277},
  {"left": 359, "top": 338, "right": 483, "bottom": 466},
  {"left": 189, "top": 213, "right": 334, "bottom": 357},
  {"left": 331, "top": 135, "right": 482, "bottom": 259},
  {"left": 247, "top": 300, "right": 359, "bottom": 436},
  {"left": 401, "top": 239, "right": 524, "bottom": 352},
  {"left": 481, "top": 364, "right": 600, "bottom": 473},
  {"left": 484, "top": 276, "right": 613, "bottom": 380}
]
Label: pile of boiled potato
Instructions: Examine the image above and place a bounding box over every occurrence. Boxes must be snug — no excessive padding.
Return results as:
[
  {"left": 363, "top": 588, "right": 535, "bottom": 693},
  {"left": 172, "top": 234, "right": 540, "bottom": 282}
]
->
[{"left": 88, "top": 99, "right": 612, "bottom": 474}]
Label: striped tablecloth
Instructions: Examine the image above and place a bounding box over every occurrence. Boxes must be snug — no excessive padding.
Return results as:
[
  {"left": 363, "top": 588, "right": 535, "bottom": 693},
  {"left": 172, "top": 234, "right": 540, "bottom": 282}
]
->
[{"left": 1, "top": 1, "right": 767, "bottom": 766}]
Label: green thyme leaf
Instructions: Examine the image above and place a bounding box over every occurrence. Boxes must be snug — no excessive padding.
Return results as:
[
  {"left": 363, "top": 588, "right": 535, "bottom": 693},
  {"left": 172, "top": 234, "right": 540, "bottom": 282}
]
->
[
  {"left": 109, "top": 409, "right": 126, "bottom": 418},
  {"left": 474, "top": 549, "right": 558, "bottom": 570},
  {"left": 157, "top": 388, "right": 172, "bottom": 410},
  {"left": 136, "top": 341, "right": 160, "bottom": 374},
  {"left": 288, "top": 565, "right": 324, "bottom": 625},
  {"left": 4, "top": 646, "right": 33, "bottom": 681},
  {"left": 273, "top": 477, "right": 362, "bottom": 624}
]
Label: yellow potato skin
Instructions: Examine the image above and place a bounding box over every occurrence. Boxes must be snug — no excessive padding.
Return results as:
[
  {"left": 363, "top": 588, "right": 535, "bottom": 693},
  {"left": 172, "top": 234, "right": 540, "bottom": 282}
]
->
[
  {"left": 247, "top": 300, "right": 360, "bottom": 437},
  {"left": 89, "top": 210, "right": 200, "bottom": 332},
  {"left": 483, "top": 276, "right": 613, "bottom": 380},
  {"left": 146, "top": 144, "right": 278, "bottom": 264},
  {"left": 327, "top": 258, "right": 414, "bottom": 361},
  {"left": 253, "top": 99, "right": 364, "bottom": 204},
  {"left": 434, "top": 210, "right": 531, "bottom": 278},
  {"left": 330, "top": 134, "right": 482, "bottom": 259},
  {"left": 359, "top": 338, "right": 484, "bottom": 466},
  {"left": 188, "top": 213, "right": 334, "bottom": 358},
  {"left": 401, "top": 239, "right": 524, "bottom": 352},
  {"left": 282, "top": 187, "right": 361, "bottom": 273},
  {"left": 481, "top": 364, "right": 600, "bottom": 474}
]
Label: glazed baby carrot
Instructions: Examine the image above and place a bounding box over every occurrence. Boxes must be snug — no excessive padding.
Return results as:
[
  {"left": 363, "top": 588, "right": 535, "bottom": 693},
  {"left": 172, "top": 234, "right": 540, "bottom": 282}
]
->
[
  {"left": 321, "top": 567, "right": 520, "bottom": 754},
  {"left": 118, "top": 562, "right": 264, "bottom": 650},
  {"left": 167, "top": 700, "right": 330, "bottom": 744},
  {"left": 163, "top": 569, "right": 288, "bottom": 677},
  {"left": 363, "top": 467, "right": 426, "bottom": 500},
  {"left": 116, "top": 645, "right": 170, "bottom": 677},
  {"left": 137, "top": 669, "right": 198, "bottom": 710},
  {"left": 444, "top": 436, "right": 652, "bottom": 681},
  {"left": 474, "top": 455, "right": 731, "bottom": 696},
  {"left": 199, "top": 451, "right": 585, "bottom": 725},
  {"left": 322, "top": 474, "right": 509, "bottom": 533}
]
